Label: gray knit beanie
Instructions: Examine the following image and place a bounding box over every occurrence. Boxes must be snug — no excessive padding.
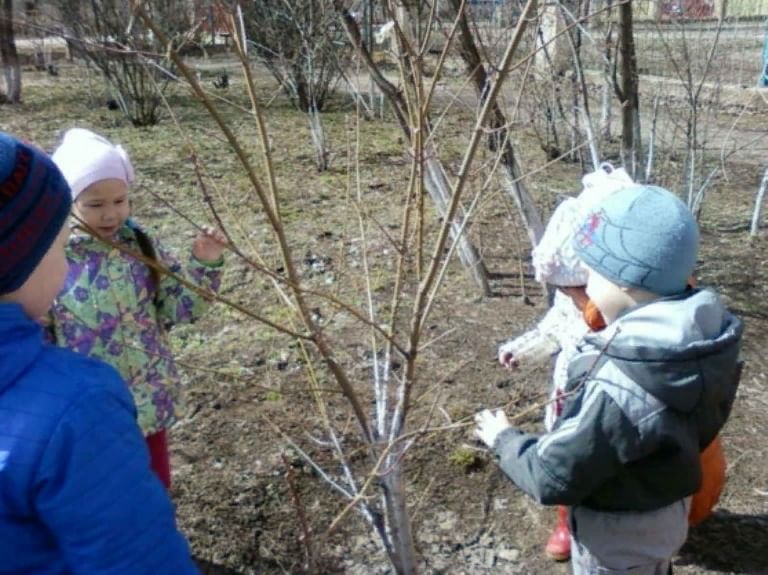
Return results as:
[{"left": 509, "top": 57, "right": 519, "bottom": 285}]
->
[{"left": 572, "top": 185, "right": 699, "bottom": 296}]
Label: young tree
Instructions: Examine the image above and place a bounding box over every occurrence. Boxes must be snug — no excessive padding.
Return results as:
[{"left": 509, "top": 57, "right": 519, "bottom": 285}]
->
[
  {"left": 750, "top": 167, "right": 768, "bottom": 237},
  {"left": 241, "top": 0, "right": 346, "bottom": 113},
  {"left": 333, "top": 0, "right": 493, "bottom": 295},
  {"left": 448, "top": 0, "right": 545, "bottom": 248},
  {"left": 133, "top": 1, "right": 537, "bottom": 572},
  {"left": 652, "top": 9, "right": 728, "bottom": 217}
]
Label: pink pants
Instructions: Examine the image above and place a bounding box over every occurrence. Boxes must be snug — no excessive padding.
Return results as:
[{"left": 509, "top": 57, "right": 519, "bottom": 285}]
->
[{"left": 146, "top": 429, "right": 171, "bottom": 489}]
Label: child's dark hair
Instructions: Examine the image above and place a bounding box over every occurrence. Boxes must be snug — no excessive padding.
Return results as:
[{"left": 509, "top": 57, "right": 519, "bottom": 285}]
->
[{"left": 127, "top": 219, "right": 161, "bottom": 290}]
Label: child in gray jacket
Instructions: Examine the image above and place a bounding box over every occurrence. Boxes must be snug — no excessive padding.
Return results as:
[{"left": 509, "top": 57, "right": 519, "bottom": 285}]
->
[{"left": 475, "top": 184, "right": 743, "bottom": 574}]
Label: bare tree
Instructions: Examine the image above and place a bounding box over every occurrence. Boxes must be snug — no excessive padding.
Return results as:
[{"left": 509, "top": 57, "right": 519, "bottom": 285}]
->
[
  {"left": 652, "top": 11, "right": 727, "bottom": 217},
  {"left": 558, "top": 0, "right": 602, "bottom": 170},
  {"left": 333, "top": 0, "right": 493, "bottom": 295},
  {"left": 132, "top": 1, "right": 538, "bottom": 571},
  {"left": 0, "top": 0, "right": 22, "bottom": 103},
  {"left": 239, "top": 0, "right": 351, "bottom": 171},
  {"left": 51, "top": 0, "right": 188, "bottom": 125},
  {"left": 240, "top": 0, "right": 347, "bottom": 113}
]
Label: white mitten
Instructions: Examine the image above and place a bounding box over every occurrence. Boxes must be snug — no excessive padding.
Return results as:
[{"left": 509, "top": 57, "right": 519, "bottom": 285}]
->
[
  {"left": 474, "top": 409, "right": 513, "bottom": 448},
  {"left": 498, "top": 325, "right": 561, "bottom": 368},
  {"left": 498, "top": 291, "right": 584, "bottom": 369}
]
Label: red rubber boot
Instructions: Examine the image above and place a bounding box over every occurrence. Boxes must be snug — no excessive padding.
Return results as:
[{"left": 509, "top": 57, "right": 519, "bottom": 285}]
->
[{"left": 544, "top": 505, "right": 571, "bottom": 561}]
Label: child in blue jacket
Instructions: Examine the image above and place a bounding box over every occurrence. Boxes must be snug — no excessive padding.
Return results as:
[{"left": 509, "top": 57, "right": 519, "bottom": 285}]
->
[{"left": 0, "top": 131, "right": 199, "bottom": 574}]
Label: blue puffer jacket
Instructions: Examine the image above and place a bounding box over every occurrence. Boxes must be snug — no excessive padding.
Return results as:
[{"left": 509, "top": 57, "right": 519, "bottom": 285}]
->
[{"left": 0, "top": 303, "right": 198, "bottom": 574}]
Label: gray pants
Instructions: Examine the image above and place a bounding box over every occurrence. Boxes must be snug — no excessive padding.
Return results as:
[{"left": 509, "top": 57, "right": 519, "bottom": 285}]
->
[
  {"left": 569, "top": 499, "right": 689, "bottom": 575},
  {"left": 571, "top": 537, "right": 673, "bottom": 575}
]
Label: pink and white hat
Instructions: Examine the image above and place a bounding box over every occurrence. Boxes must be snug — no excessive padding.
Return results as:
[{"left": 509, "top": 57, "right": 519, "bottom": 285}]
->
[
  {"left": 51, "top": 128, "right": 134, "bottom": 199},
  {"left": 531, "top": 163, "right": 634, "bottom": 286}
]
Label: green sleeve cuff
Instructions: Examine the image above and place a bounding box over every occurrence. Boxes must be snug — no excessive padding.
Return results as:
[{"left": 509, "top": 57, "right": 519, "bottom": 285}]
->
[{"left": 193, "top": 255, "right": 225, "bottom": 268}]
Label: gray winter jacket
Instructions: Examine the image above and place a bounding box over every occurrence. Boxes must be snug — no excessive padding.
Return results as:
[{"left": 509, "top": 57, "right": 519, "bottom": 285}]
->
[{"left": 494, "top": 288, "right": 743, "bottom": 513}]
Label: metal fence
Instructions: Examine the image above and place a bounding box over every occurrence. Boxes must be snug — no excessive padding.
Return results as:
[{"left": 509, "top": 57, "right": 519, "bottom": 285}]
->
[{"left": 627, "top": 19, "right": 767, "bottom": 88}]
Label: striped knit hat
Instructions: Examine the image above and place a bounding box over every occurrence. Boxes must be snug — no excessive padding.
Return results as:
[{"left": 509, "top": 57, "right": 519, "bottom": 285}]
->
[{"left": 0, "top": 132, "right": 72, "bottom": 295}]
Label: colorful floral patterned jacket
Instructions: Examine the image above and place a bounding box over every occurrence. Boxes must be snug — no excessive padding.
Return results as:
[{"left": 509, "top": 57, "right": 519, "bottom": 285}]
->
[{"left": 48, "top": 221, "right": 223, "bottom": 435}]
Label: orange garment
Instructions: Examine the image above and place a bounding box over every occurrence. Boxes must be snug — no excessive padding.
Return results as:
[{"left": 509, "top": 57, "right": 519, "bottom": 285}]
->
[
  {"left": 558, "top": 282, "right": 724, "bottom": 526},
  {"left": 689, "top": 436, "right": 726, "bottom": 525},
  {"left": 557, "top": 286, "right": 606, "bottom": 331},
  {"left": 583, "top": 300, "right": 606, "bottom": 331}
]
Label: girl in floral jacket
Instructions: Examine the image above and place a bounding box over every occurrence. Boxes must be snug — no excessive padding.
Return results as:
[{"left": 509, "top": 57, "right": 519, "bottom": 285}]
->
[{"left": 49, "top": 128, "right": 226, "bottom": 488}]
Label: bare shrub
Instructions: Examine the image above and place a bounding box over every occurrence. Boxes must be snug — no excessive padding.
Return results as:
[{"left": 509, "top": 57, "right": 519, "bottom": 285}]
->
[
  {"left": 51, "top": 0, "right": 189, "bottom": 125},
  {"left": 240, "top": 0, "right": 348, "bottom": 113},
  {"left": 235, "top": 0, "right": 351, "bottom": 171}
]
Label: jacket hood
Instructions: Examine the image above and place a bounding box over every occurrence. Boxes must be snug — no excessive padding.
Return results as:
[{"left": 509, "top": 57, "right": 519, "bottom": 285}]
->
[
  {"left": 584, "top": 289, "right": 743, "bottom": 413},
  {"left": 0, "top": 303, "right": 44, "bottom": 394}
]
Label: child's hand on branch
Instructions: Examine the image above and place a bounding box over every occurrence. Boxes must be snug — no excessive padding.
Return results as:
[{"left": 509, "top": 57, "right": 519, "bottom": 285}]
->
[
  {"left": 474, "top": 409, "right": 512, "bottom": 448},
  {"left": 192, "top": 226, "right": 227, "bottom": 263}
]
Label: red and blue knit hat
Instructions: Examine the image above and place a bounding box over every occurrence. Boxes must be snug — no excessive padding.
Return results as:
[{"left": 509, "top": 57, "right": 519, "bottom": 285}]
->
[{"left": 0, "top": 132, "right": 72, "bottom": 295}]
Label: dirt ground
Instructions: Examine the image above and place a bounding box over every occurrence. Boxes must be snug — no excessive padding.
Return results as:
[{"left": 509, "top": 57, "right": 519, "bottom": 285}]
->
[{"left": 3, "top": 57, "right": 768, "bottom": 575}]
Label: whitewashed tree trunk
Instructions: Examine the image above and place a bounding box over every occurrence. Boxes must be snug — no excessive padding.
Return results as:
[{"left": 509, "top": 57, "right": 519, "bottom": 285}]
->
[
  {"left": 0, "top": 0, "right": 22, "bottom": 104},
  {"left": 307, "top": 104, "right": 330, "bottom": 171},
  {"left": 425, "top": 155, "right": 492, "bottom": 295},
  {"left": 750, "top": 168, "right": 768, "bottom": 236},
  {"left": 645, "top": 92, "right": 662, "bottom": 183},
  {"left": 381, "top": 460, "right": 416, "bottom": 575}
]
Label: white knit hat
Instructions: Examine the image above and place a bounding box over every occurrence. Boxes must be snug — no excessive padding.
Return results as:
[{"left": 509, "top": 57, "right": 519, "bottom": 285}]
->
[
  {"left": 532, "top": 163, "right": 634, "bottom": 286},
  {"left": 51, "top": 128, "right": 134, "bottom": 199}
]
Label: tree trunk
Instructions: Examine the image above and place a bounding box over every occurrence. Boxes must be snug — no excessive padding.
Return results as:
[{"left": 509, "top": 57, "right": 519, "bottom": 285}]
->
[
  {"left": 600, "top": 14, "right": 614, "bottom": 141},
  {"left": 750, "top": 168, "right": 768, "bottom": 236},
  {"left": 307, "top": 104, "right": 330, "bottom": 171},
  {"left": 0, "top": 0, "right": 22, "bottom": 103},
  {"left": 618, "top": 0, "right": 641, "bottom": 178},
  {"left": 381, "top": 462, "right": 417, "bottom": 575},
  {"left": 424, "top": 155, "right": 491, "bottom": 293},
  {"left": 449, "top": 0, "right": 544, "bottom": 247}
]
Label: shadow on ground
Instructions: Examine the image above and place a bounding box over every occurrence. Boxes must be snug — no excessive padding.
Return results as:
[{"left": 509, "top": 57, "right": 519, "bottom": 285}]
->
[
  {"left": 195, "top": 558, "right": 245, "bottom": 575},
  {"left": 677, "top": 510, "right": 768, "bottom": 574}
]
